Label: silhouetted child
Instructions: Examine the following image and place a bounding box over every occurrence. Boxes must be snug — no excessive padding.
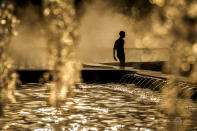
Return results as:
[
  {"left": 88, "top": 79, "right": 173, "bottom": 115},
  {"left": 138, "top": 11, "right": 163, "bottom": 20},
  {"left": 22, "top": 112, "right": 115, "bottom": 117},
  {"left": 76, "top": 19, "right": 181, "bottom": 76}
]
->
[{"left": 113, "top": 31, "right": 125, "bottom": 68}]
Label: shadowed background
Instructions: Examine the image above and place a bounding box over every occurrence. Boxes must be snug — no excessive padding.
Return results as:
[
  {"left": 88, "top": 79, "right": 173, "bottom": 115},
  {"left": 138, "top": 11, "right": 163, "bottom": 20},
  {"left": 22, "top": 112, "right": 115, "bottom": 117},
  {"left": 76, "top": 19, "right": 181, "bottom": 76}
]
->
[{"left": 7, "top": 0, "right": 197, "bottom": 78}]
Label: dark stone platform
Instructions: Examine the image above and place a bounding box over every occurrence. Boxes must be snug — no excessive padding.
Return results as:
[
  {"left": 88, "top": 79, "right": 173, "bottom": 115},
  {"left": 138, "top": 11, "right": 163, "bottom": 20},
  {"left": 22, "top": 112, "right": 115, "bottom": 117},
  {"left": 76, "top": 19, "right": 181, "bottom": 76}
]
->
[
  {"left": 17, "top": 70, "right": 49, "bottom": 84},
  {"left": 16, "top": 68, "right": 136, "bottom": 84},
  {"left": 16, "top": 63, "right": 165, "bottom": 84},
  {"left": 15, "top": 63, "right": 197, "bottom": 100},
  {"left": 82, "top": 69, "right": 135, "bottom": 83},
  {"left": 101, "top": 61, "right": 164, "bottom": 72}
]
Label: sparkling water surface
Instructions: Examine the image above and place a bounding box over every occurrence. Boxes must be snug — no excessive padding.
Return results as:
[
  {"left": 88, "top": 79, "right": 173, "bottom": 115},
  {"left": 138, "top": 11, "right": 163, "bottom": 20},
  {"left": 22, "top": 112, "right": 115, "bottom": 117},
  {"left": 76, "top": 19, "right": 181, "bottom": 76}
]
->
[{"left": 0, "top": 83, "right": 197, "bottom": 131}]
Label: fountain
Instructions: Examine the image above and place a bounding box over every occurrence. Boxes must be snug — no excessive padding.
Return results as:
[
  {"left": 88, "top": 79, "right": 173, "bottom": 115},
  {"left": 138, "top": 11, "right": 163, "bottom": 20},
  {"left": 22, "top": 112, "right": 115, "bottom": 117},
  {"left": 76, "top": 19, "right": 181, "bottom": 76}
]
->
[
  {"left": 0, "top": 0, "right": 19, "bottom": 109},
  {"left": 0, "top": 0, "right": 197, "bottom": 130},
  {"left": 42, "top": 0, "right": 81, "bottom": 106}
]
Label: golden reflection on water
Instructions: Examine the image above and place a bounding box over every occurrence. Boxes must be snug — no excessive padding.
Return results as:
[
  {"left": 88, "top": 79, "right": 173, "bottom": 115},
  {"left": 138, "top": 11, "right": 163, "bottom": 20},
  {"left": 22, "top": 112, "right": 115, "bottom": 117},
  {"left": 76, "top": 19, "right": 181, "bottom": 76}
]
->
[{"left": 0, "top": 83, "right": 197, "bottom": 130}]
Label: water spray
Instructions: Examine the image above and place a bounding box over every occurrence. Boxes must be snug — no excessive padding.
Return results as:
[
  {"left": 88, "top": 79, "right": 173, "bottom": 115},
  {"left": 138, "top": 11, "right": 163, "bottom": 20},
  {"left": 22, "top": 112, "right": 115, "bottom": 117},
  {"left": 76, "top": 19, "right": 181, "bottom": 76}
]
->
[
  {"left": 43, "top": 0, "right": 81, "bottom": 106},
  {"left": 0, "top": 0, "right": 19, "bottom": 104}
]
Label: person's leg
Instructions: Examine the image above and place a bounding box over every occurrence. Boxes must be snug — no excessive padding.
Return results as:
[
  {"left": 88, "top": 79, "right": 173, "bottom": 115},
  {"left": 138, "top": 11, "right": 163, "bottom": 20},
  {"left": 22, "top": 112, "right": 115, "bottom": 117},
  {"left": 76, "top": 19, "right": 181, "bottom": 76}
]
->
[
  {"left": 122, "top": 57, "right": 125, "bottom": 67},
  {"left": 119, "top": 58, "right": 125, "bottom": 69},
  {"left": 120, "top": 59, "right": 123, "bottom": 67}
]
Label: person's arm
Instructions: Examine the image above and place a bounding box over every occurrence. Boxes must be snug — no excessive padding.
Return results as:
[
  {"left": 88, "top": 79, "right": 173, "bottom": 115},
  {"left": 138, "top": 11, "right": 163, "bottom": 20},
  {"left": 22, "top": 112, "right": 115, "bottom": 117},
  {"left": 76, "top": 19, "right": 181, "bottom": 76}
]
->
[{"left": 113, "top": 43, "right": 117, "bottom": 61}]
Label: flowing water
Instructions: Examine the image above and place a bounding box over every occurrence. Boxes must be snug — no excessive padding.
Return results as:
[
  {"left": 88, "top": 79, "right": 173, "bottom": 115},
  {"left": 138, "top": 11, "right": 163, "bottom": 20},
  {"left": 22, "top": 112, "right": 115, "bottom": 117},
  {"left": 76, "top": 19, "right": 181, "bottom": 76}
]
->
[
  {"left": 0, "top": 83, "right": 197, "bottom": 131},
  {"left": 1, "top": 1, "right": 197, "bottom": 131}
]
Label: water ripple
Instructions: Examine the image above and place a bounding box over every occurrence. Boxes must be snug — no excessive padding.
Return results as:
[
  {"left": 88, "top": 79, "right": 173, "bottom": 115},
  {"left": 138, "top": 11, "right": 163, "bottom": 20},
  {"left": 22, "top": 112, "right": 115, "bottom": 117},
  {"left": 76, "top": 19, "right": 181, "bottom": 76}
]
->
[{"left": 0, "top": 83, "right": 197, "bottom": 130}]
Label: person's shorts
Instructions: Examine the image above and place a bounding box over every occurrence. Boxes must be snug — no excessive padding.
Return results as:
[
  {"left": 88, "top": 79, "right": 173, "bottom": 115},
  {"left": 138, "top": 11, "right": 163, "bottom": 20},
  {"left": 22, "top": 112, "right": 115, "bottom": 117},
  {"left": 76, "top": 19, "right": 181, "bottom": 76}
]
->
[{"left": 117, "top": 55, "right": 125, "bottom": 60}]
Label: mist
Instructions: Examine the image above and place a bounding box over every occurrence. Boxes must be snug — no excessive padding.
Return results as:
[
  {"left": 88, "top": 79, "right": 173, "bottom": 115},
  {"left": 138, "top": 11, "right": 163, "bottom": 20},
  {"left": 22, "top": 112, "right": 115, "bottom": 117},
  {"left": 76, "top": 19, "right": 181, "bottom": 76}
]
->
[
  {"left": 77, "top": 0, "right": 170, "bottom": 63},
  {"left": 8, "top": 4, "right": 48, "bottom": 69},
  {"left": 6, "top": 0, "right": 197, "bottom": 77}
]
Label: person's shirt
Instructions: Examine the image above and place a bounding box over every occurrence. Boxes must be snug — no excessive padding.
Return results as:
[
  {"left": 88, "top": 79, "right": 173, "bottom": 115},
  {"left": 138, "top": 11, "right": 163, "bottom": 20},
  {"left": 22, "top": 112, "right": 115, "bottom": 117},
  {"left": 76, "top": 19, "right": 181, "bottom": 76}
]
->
[{"left": 114, "top": 38, "right": 125, "bottom": 56}]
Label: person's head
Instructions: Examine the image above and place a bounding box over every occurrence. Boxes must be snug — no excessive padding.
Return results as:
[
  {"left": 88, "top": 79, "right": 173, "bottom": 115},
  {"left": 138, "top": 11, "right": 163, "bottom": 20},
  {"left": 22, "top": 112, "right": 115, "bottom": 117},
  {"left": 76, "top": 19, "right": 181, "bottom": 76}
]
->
[{"left": 119, "top": 31, "right": 125, "bottom": 38}]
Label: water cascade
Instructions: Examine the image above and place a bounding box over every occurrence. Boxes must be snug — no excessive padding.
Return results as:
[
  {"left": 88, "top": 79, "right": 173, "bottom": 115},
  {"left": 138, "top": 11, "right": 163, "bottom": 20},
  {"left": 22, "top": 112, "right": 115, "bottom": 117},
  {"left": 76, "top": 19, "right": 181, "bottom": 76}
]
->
[
  {"left": 43, "top": 0, "right": 81, "bottom": 106},
  {"left": 0, "top": 1, "right": 19, "bottom": 106}
]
